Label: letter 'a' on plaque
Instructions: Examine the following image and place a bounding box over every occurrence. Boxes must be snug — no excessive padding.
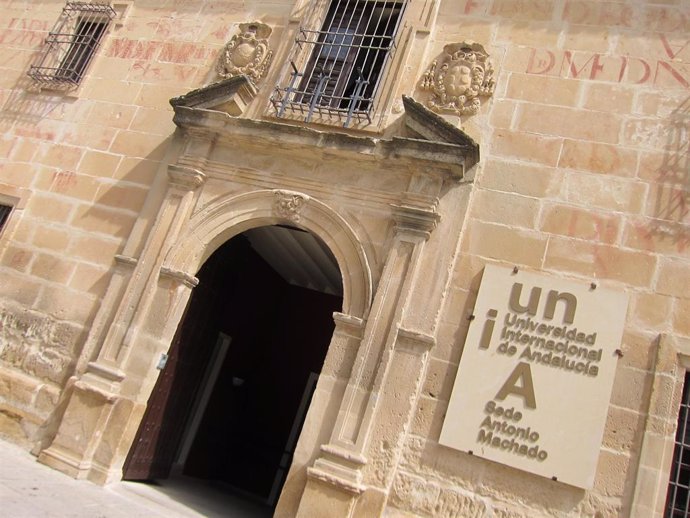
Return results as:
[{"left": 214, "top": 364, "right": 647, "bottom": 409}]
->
[{"left": 439, "top": 265, "right": 629, "bottom": 489}]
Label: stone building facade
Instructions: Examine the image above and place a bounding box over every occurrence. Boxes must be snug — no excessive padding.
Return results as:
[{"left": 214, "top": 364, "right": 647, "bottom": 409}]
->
[{"left": 0, "top": 0, "right": 688, "bottom": 517}]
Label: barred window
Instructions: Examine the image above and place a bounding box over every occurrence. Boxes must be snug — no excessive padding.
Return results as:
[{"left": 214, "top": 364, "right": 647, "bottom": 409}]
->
[
  {"left": 271, "top": 0, "right": 408, "bottom": 128},
  {"left": 28, "top": 2, "right": 116, "bottom": 88},
  {"left": 665, "top": 371, "right": 690, "bottom": 517},
  {"left": 0, "top": 204, "right": 12, "bottom": 235}
]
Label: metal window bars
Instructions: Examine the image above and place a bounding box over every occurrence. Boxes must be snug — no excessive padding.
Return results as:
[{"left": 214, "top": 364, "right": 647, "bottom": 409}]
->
[
  {"left": 28, "top": 2, "right": 115, "bottom": 88},
  {"left": 270, "top": 0, "right": 408, "bottom": 128},
  {"left": 0, "top": 204, "right": 12, "bottom": 234},
  {"left": 665, "top": 371, "right": 690, "bottom": 517}
]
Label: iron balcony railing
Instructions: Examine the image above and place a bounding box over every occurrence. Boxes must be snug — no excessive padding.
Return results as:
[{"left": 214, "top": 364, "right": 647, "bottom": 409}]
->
[
  {"left": 270, "top": 0, "right": 408, "bottom": 128},
  {"left": 28, "top": 2, "right": 116, "bottom": 87}
]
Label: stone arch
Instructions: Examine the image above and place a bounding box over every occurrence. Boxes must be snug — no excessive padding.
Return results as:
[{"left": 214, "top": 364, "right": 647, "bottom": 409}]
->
[{"left": 165, "top": 189, "right": 373, "bottom": 319}]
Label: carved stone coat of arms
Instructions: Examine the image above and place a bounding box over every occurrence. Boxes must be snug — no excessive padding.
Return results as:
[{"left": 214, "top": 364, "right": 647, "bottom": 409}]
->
[
  {"left": 421, "top": 41, "right": 495, "bottom": 115},
  {"left": 216, "top": 22, "right": 273, "bottom": 84}
]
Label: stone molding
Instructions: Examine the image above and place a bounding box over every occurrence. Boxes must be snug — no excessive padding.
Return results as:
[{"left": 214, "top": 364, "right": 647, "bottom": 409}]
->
[
  {"left": 396, "top": 327, "right": 436, "bottom": 351},
  {"left": 85, "top": 361, "right": 126, "bottom": 383},
  {"left": 306, "top": 465, "right": 366, "bottom": 495},
  {"left": 114, "top": 254, "right": 137, "bottom": 268},
  {"left": 308, "top": 443, "right": 368, "bottom": 496},
  {"left": 392, "top": 202, "right": 441, "bottom": 240},
  {"left": 171, "top": 76, "right": 258, "bottom": 117},
  {"left": 333, "top": 312, "right": 365, "bottom": 339},
  {"left": 421, "top": 41, "right": 495, "bottom": 116},
  {"left": 165, "top": 189, "right": 373, "bottom": 318},
  {"left": 630, "top": 334, "right": 690, "bottom": 517},
  {"left": 167, "top": 164, "right": 206, "bottom": 190},
  {"left": 159, "top": 266, "right": 199, "bottom": 288},
  {"left": 172, "top": 99, "right": 477, "bottom": 185}
]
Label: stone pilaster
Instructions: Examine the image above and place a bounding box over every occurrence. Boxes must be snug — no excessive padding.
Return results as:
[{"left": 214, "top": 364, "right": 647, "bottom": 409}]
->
[
  {"left": 296, "top": 200, "right": 440, "bottom": 517},
  {"left": 38, "top": 164, "right": 205, "bottom": 481}
]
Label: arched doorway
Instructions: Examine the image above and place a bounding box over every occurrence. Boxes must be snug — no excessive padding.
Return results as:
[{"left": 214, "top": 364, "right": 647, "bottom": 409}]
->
[{"left": 122, "top": 224, "right": 343, "bottom": 512}]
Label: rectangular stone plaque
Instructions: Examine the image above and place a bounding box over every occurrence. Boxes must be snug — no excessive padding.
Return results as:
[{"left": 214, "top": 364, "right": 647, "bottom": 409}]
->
[{"left": 439, "top": 264, "right": 629, "bottom": 488}]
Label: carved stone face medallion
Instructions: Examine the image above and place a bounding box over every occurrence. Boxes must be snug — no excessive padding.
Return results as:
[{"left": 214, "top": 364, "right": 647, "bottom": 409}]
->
[
  {"left": 274, "top": 190, "right": 308, "bottom": 223},
  {"left": 216, "top": 22, "right": 273, "bottom": 84},
  {"left": 421, "top": 41, "right": 495, "bottom": 116}
]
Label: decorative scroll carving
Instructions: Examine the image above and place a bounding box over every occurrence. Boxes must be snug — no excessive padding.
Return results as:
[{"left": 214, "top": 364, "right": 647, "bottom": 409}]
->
[
  {"left": 274, "top": 190, "right": 309, "bottom": 223},
  {"left": 216, "top": 22, "right": 273, "bottom": 84},
  {"left": 421, "top": 41, "right": 495, "bottom": 116},
  {"left": 167, "top": 164, "right": 206, "bottom": 190}
]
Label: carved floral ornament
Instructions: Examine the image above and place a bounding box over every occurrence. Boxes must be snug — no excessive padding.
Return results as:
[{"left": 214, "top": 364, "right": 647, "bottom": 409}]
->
[
  {"left": 274, "top": 190, "right": 309, "bottom": 223},
  {"left": 216, "top": 22, "right": 273, "bottom": 84},
  {"left": 421, "top": 41, "right": 495, "bottom": 116}
]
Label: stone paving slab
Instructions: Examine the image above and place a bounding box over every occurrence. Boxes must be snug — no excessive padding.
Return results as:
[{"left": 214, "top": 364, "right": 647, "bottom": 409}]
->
[{"left": 0, "top": 439, "right": 272, "bottom": 518}]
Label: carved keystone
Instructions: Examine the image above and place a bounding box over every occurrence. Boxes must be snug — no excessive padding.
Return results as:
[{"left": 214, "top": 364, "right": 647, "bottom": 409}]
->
[{"left": 274, "top": 190, "right": 309, "bottom": 223}]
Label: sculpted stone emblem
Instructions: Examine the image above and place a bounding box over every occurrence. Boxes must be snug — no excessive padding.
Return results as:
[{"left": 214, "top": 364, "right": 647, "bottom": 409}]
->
[
  {"left": 421, "top": 41, "right": 495, "bottom": 115},
  {"left": 274, "top": 190, "right": 308, "bottom": 223},
  {"left": 216, "top": 22, "right": 273, "bottom": 84}
]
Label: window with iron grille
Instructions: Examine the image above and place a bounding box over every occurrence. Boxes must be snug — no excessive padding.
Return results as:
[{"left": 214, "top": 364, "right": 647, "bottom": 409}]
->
[
  {"left": 28, "top": 2, "right": 116, "bottom": 88},
  {"left": 270, "top": 0, "right": 408, "bottom": 128},
  {"left": 0, "top": 204, "right": 12, "bottom": 235},
  {"left": 665, "top": 371, "right": 690, "bottom": 517}
]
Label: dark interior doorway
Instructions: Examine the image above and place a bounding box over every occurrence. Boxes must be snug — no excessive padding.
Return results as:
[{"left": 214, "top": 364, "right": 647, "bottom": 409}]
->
[{"left": 123, "top": 226, "right": 343, "bottom": 513}]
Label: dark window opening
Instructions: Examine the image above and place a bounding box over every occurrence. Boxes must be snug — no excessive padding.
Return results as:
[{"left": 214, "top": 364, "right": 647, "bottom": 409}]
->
[
  {"left": 28, "top": 2, "right": 115, "bottom": 88},
  {"left": 665, "top": 371, "right": 690, "bottom": 517},
  {"left": 271, "top": 0, "right": 407, "bottom": 127},
  {"left": 0, "top": 204, "right": 12, "bottom": 234},
  {"left": 54, "top": 18, "right": 108, "bottom": 83}
]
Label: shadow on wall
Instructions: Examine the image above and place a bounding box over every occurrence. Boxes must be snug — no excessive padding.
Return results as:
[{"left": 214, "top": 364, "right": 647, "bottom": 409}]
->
[
  {"left": 0, "top": 62, "right": 175, "bottom": 390},
  {"left": 649, "top": 96, "right": 690, "bottom": 251}
]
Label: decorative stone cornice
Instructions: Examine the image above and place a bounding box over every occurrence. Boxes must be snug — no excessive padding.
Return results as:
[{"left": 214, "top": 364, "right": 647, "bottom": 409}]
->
[
  {"left": 167, "top": 164, "right": 206, "bottom": 190},
  {"left": 171, "top": 98, "right": 479, "bottom": 184},
  {"left": 391, "top": 203, "right": 441, "bottom": 240},
  {"left": 402, "top": 95, "right": 479, "bottom": 174},
  {"left": 170, "top": 76, "right": 258, "bottom": 117},
  {"left": 159, "top": 266, "right": 199, "bottom": 288}
]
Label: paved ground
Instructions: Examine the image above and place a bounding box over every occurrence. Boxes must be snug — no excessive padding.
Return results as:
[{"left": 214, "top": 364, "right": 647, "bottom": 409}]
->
[{"left": 0, "top": 439, "right": 273, "bottom": 517}]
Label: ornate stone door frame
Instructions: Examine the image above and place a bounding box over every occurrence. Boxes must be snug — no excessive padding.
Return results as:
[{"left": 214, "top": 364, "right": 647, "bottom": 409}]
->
[
  {"left": 38, "top": 83, "right": 479, "bottom": 518},
  {"left": 37, "top": 171, "right": 374, "bottom": 485}
]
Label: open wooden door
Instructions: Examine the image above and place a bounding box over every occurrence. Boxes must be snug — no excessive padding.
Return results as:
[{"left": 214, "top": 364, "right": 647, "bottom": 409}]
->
[{"left": 122, "top": 255, "right": 225, "bottom": 480}]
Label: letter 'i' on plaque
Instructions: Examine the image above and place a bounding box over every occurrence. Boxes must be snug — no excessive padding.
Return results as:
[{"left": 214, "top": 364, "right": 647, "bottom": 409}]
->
[{"left": 439, "top": 264, "right": 629, "bottom": 489}]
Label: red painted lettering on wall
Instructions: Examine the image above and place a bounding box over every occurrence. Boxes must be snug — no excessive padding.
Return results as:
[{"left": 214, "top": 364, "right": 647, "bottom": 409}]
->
[
  {"left": 159, "top": 43, "right": 210, "bottom": 64},
  {"left": 106, "top": 39, "right": 161, "bottom": 60},
  {"left": 0, "top": 18, "right": 49, "bottom": 47},
  {"left": 525, "top": 36, "right": 690, "bottom": 90}
]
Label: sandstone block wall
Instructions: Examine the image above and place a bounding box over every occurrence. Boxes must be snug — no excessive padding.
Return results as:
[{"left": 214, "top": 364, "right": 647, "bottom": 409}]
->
[
  {"left": 0, "top": 0, "right": 687, "bottom": 516},
  {"left": 393, "top": 1, "right": 689, "bottom": 516}
]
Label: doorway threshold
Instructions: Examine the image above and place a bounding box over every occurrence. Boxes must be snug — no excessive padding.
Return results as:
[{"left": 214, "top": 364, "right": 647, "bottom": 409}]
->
[{"left": 112, "top": 475, "right": 274, "bottom": 518}]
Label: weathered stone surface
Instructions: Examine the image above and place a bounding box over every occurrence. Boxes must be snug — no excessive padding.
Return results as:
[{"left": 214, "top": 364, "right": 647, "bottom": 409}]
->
[{"left": 0, "top": 0, "right": 688, "bottom": 516}]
